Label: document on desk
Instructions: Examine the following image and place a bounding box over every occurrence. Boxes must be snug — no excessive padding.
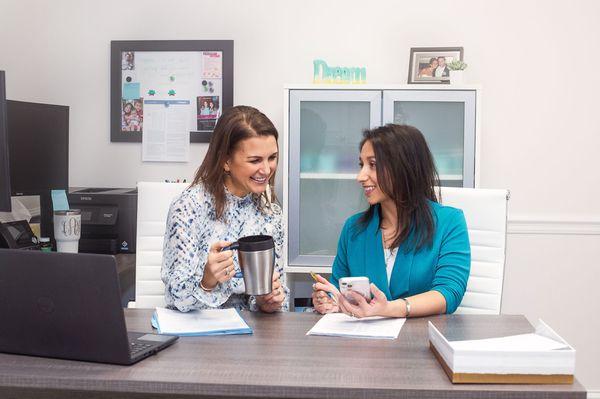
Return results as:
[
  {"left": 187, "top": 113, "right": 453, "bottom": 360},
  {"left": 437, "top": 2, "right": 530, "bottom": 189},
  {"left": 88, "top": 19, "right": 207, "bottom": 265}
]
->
[
  {"left": 307, "top": 313, "right": 405, "bottom": 339},
  {"left": 152, "top": 307, "right": 252, "bottom": 336}
]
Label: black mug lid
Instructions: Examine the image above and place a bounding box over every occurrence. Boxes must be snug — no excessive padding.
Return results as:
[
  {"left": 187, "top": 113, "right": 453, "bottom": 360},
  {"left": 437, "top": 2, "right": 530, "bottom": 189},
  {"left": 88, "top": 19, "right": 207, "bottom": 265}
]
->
[{"left": 237, "top": 235, "right": 274, "bottom": 252}]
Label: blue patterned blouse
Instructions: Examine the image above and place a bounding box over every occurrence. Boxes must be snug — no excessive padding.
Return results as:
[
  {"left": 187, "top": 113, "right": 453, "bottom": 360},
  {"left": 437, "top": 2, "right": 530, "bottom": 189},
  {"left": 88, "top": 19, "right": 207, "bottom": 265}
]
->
[{"left": 161, "top": 183, "right": 289, "bottom": 312}]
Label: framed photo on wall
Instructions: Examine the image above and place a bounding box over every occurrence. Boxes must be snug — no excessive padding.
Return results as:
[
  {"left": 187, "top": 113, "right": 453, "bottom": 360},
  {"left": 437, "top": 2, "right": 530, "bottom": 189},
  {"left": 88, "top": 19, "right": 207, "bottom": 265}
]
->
[
  {"left": 407, "top": 47, "right": 463, "bottom": 84},
  {"left": 110, "top": 40, "right": 233, "bottom": 143}
]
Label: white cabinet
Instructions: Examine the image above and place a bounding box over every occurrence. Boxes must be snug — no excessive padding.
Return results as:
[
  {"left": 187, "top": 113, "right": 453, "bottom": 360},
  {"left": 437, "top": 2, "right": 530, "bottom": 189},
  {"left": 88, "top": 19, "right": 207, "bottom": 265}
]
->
[
  {"left": 383, "top": 89, "right": 477, "bottom": 187},
  {"left": 283, "top": 85, "right": 479, "bottom": 273}
]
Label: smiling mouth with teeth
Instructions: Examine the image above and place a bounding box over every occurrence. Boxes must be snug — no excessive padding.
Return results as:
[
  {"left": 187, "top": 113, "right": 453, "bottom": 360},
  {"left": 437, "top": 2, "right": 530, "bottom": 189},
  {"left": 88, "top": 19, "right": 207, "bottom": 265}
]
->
[
  {"left": 363, "top": 186, "right": 376, "bottom": 195},
  {"left": 251, "top": 176, "right": 268, "bottom": 184}
]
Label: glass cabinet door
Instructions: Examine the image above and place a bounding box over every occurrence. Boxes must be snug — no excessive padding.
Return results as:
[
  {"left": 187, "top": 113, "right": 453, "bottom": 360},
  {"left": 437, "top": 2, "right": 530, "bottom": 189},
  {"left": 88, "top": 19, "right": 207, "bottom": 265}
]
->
[
  {"left": 382, "top": 90, "right": 476, "bottom": 187},
  {"left": 288, "top": 90, "right": 381, "bottom": 268}
]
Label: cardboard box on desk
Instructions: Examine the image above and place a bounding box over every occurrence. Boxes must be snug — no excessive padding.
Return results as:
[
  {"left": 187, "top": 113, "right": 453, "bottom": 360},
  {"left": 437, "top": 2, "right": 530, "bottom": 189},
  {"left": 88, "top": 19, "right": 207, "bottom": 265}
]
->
[{"left": 428, "top": 319, "right": 575, "bottom": 384}]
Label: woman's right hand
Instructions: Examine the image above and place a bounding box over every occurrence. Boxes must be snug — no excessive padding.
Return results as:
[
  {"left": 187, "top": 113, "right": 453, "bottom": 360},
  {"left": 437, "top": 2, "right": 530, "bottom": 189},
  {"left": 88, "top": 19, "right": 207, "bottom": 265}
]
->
[
  {"left": 311, "top": 274, "right": 340, "bottom": 314},
  {"left": 201, "top": 241, "right": 235, "bottom": 290}
]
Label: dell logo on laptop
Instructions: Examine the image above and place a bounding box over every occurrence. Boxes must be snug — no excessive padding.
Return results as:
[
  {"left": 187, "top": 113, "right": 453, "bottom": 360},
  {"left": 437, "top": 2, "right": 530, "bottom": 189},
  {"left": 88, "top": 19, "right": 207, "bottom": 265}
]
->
[{"left": 37, "top": 297, "right": 55, "bottom": 314}]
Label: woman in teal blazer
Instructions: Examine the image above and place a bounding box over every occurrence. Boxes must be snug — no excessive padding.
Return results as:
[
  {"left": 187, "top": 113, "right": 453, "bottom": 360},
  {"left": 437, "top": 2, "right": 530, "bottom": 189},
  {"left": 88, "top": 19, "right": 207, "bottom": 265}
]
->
[{"left": 312, "top": 124, "right": 470, "bottom": 318}]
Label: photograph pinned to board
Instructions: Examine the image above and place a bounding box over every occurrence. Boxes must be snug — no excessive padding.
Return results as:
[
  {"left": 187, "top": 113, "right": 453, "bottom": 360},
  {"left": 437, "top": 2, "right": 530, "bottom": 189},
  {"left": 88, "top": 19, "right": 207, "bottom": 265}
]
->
[
  {"left": 110, "top": 40, "right": 233, "bottom": 144},
  {"left": 196, "top": 95, "right": 220, "bottom": 131},
  {"left": 121, "top": 51, "right": 135, "bottom": 70},
  {"left": 121, "top": 98, "right": 143, "bottom": 132},
  {"left": 407, "top": 47, "right": 463, "bottom": 84}
]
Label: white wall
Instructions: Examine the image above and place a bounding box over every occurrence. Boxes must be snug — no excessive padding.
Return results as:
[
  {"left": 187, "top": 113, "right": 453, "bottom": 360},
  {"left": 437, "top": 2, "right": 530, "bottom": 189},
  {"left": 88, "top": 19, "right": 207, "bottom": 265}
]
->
[{"left": 1, "top": 0, "right": 599, "bottom": 392}]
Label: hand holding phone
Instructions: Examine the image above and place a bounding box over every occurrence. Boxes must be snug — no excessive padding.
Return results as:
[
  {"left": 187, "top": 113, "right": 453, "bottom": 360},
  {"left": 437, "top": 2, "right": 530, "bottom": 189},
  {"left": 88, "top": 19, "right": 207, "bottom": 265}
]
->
[{"left": 339, "top": 277, "right": 371, "bottom": 305}]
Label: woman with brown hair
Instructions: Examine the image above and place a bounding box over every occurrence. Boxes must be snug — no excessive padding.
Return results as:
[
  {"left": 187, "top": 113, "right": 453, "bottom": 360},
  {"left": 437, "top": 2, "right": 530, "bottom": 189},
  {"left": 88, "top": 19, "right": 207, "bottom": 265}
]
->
[
  {"left": 162, "top": 106, "right": 288, "bottom": 313},
  {"left": 311, "top": 124, "right": 470, "bottom": 318},
  {"left": 418, "top": 57, "right": 438, "bottom": 78}
]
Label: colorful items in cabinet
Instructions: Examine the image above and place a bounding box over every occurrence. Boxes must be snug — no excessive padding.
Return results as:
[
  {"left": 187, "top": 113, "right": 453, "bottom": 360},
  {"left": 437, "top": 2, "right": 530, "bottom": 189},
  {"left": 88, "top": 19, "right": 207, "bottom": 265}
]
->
[{"left": 313, "top": 60, "right": 366, "bottom": 84}]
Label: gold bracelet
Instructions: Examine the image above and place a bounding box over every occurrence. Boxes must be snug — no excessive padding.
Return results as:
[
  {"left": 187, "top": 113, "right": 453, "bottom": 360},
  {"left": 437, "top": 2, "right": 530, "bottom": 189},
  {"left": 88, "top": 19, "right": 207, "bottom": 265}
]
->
[{"left": 200, "top": 280, "right": 215, "bottom": 292}]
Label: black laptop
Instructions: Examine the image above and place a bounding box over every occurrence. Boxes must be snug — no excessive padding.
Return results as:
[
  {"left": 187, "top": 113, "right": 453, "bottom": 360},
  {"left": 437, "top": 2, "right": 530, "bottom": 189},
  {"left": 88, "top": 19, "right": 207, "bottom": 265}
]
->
[{"left": 0, "top": 249, "right": 178, "bottom": 365}]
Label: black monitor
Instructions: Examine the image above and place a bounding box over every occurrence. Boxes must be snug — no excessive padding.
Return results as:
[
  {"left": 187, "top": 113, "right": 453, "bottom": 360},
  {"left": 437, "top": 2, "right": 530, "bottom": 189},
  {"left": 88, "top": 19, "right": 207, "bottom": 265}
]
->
[
  {"left": 0, "top": 71, "right": 10, "bottom": 212},
  {"left": 7, "top": 100, "right": 69, "bottom": 195},
  {"left": 7, "top": 100, "right": 69, "bottom": 238}
]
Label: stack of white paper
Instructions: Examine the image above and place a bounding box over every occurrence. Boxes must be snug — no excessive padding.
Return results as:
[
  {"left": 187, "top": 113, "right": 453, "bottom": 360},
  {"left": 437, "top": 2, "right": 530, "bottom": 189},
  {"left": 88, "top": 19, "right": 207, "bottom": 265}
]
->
[
  {"left": 428, "top": 319, "right": 576, "bottom": 376},
  {"left": 152, "top": 307, "right": 252, "bottom": 336},
  {"left": 307, "top": 313, "right": 405, "bottom": 339}
]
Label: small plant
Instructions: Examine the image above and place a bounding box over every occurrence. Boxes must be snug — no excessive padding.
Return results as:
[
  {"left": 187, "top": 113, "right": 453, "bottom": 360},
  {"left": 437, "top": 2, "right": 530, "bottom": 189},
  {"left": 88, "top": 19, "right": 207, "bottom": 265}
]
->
[{"left": 447, "top": 60, "right": 468, "bottom": 71}]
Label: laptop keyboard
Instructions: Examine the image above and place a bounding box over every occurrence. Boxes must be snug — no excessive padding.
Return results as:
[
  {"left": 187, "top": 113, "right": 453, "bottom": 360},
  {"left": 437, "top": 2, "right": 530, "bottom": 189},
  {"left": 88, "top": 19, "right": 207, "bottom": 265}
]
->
[{"left": 129, "top": 341, "right": 153, "bottom": 356}]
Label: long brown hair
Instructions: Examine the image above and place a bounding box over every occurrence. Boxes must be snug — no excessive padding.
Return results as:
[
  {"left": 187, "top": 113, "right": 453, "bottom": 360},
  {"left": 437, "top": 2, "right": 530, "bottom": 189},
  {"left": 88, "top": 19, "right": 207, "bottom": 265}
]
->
[
  {"left": 358, "top": 124, "right": 440, "bottom": 251},
  {"left": 191, "top": 105, "right": 279, "bottom": 220}
]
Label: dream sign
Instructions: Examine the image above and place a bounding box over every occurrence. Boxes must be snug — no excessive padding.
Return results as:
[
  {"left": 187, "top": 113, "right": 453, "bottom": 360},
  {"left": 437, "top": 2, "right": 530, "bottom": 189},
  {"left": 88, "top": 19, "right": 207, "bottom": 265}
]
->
[{"left": 313, "top": 60, "right": 366, "bottom": 84}]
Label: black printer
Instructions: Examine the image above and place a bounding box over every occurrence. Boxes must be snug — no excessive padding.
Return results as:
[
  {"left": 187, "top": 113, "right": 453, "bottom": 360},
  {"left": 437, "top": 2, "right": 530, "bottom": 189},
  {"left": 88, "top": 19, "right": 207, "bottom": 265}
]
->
[{"left": 67, "top": 187, "right": 137, "bottom": 254}]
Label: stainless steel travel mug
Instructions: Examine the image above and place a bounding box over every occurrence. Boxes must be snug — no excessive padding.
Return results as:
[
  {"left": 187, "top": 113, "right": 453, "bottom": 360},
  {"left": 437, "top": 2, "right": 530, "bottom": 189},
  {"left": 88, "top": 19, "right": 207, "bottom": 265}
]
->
[{"left": 223, "top": 235, "right": 274, "bottom": 296}]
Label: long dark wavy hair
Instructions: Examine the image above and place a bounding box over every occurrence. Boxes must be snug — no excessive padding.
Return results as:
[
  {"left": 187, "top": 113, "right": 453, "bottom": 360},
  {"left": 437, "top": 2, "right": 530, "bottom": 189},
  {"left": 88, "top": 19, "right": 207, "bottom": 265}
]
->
[
  {"left": 358, "top": 124, "right": 440, "bottom": 251},
  {"left": 191, "top": 105, "right": 279, "bottom": 220}
]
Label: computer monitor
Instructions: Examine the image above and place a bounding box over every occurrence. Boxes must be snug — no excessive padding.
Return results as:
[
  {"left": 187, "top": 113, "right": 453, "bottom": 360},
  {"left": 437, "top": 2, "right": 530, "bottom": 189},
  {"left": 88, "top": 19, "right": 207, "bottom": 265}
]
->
[
  {"left": 7, "top": 100, "right": 69, "bottom": 238},
  {"left": 0, "top": 71, "right": 11, "bottom": 212},
  {"left": 7, "top": 100, "right": 69, "bottom": 195}
]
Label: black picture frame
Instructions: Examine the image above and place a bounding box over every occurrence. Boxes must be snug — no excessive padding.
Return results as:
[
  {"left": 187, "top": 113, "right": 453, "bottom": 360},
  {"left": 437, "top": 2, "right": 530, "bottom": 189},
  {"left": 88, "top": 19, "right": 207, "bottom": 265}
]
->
[
  {"left": 110, "top": 40, "right": 233, "bottom": 143},
  {"left": 407, "top": 47, "right": 463, "bottom": 84}
]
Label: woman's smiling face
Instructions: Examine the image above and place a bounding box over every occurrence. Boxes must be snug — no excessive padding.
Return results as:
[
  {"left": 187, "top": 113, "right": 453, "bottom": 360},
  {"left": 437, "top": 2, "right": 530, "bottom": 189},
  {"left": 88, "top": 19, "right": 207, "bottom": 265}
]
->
[
  {"left": 356, "top": 140, "right": 391, "bottom": 206},
  {"left": 224, "top": 135, "right": 278, "bottom": 197}
]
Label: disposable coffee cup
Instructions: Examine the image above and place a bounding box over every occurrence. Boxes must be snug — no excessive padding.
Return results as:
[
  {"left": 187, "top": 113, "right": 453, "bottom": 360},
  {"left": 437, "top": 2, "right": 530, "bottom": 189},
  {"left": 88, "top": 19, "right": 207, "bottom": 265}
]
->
[
  {"left": 223, "top": 235, "right": 275, "bottom": 295},
  {"left": 53, "top": 209, "right": 81, "bottom": 253}
]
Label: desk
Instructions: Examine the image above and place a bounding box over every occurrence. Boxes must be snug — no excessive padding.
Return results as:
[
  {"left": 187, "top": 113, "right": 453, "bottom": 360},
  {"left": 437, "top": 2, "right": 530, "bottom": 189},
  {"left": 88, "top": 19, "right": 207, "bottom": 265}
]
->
[{"left": 0, "top": 311, "right": 586, "bottom": 399}]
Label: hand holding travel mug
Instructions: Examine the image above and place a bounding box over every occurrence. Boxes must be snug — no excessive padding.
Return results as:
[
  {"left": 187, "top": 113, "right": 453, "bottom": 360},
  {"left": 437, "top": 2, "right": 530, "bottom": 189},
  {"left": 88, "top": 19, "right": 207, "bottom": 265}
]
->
[
  {"left": 223, "top": 235, "right": 275, "bottom": 295},
  {"left": 53, "top": 210, "right": 81, "bottom": 253}
]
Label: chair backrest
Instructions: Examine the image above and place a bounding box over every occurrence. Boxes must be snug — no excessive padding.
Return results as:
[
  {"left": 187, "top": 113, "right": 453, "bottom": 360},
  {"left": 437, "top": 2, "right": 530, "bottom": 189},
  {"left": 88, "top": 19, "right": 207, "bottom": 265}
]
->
[
  {"left": 439, "top": 187, "right": 509, "bottom": 314},
  {"left": 133, "top": 182, "right": 188, "bottom": 308}
]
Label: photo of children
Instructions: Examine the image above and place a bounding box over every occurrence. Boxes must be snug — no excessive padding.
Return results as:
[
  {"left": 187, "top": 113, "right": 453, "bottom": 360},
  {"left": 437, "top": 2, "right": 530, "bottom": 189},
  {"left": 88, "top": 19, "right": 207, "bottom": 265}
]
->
[
  {"left": 121, "top": 98, "right": 143, "bottom": 132},
  {"left": 196, "top": 96, "right": 220, "bottom": 131}
]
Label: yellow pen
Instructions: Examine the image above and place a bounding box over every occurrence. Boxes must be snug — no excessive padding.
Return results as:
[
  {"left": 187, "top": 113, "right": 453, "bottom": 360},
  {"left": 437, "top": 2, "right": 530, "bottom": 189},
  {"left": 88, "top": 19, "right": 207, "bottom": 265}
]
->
[{"left": 310, "top": 271, "right": 338, "bottom": 305}]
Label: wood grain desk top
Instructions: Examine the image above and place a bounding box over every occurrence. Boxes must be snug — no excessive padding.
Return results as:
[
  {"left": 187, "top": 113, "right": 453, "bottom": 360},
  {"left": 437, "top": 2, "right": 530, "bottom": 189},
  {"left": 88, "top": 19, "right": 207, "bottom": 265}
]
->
[{"left": 0, "top": 310, "right": 587, "bottom": 399}]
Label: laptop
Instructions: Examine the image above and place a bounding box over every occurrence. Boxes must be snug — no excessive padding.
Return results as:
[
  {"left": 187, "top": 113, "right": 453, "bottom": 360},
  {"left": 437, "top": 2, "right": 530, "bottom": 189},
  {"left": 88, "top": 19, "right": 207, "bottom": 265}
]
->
[{"left": 0, "top": 248, "right": 178, "bottom": 365}]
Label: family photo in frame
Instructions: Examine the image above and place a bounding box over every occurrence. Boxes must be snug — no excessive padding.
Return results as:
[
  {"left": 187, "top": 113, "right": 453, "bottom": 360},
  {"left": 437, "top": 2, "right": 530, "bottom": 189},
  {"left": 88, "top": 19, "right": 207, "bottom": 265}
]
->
[{"left": 408, "top": 47, "right": 464, "bottom": 84}]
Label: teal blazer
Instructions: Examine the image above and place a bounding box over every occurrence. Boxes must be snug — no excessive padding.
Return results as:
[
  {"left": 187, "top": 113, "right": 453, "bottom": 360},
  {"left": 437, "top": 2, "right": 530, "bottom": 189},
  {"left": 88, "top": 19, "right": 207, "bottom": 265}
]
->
[{"left": 331, "top": 202, "right": 471, "bottom": 314}]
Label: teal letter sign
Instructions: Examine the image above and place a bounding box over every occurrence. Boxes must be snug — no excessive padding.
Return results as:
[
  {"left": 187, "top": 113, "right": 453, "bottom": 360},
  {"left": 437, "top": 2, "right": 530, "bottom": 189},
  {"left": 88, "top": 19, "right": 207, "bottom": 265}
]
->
[{"left": 313, "top": 59, "right": 366, "bottom": 84}]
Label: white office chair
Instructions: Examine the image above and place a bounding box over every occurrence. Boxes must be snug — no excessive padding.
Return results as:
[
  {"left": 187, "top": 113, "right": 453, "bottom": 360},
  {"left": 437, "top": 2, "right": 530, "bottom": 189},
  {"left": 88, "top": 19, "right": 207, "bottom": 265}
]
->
[
  {"left": 439, "top": 187, "right": 509, "bottom": 315},
  {"left": 130, "top": 182, "right": 188, "bottom": 309}
]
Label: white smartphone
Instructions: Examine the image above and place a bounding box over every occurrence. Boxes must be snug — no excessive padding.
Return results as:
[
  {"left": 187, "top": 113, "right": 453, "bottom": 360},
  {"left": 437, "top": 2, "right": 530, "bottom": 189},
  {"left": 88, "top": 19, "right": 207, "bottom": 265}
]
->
[{"left": 339, "top": 277, "right": 371, "bottom": 305}]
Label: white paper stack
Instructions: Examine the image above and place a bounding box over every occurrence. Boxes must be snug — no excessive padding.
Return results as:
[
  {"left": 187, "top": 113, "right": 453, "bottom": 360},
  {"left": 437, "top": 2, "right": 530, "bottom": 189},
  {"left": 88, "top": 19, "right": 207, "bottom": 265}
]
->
[
  {"left": 152, "top": 307, "right": 252, "bottom": 336},
  {"left": 428, "top": 319, "right": 575, "bottom": 384},
  {"left": 307, "top": 313, "right": 405, "bottom": 339}
]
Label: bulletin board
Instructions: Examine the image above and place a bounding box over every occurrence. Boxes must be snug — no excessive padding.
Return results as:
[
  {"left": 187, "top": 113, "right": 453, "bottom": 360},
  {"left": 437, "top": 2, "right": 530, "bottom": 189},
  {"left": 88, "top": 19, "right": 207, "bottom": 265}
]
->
[{"left": 110, "top": 40, "right": 233, "bottom": 143}]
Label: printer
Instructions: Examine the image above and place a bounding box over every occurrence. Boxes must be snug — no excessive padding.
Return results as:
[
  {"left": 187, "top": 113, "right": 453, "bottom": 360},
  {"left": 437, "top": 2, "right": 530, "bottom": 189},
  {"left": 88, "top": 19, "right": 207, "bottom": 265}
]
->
[{"left": 67, "top": 188, "right": 137, "bottom": 254}]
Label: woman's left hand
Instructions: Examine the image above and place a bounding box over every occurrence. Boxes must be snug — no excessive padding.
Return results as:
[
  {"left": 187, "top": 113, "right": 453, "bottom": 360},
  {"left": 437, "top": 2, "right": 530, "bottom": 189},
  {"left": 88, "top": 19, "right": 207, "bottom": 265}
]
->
[
  {"left": 338, "top": 283, "right": 389, "bottom": 318},
  {"left": 256, "top": 271, "right": 285, "bottom": 313}
]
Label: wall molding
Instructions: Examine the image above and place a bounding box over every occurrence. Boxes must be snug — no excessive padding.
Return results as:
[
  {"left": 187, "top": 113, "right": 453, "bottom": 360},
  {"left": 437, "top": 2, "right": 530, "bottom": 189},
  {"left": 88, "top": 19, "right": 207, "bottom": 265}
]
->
[
  {"left": 588, "top": 390, "right": 600, "bottom": 399},
  {"left": 508, "top": 217, "right": 600, "bottom": 236}
]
